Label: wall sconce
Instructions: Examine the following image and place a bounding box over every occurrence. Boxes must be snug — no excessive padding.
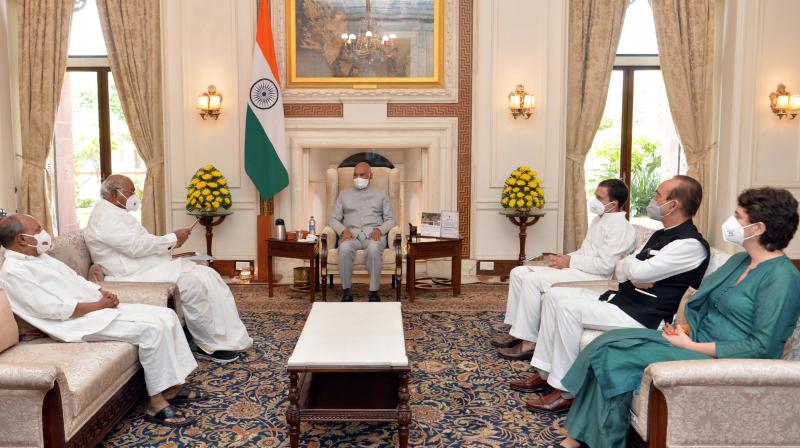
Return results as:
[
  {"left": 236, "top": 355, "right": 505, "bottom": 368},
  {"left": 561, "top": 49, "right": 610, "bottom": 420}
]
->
[
  {"left": 198, "top": 85, "right": 223, "bottom": 120},
  {"left": 769, "top": 84, "right": 800, "bottom": 120},
  {"left": 508, "top": 84, "right": 535, "bottom": 119}
]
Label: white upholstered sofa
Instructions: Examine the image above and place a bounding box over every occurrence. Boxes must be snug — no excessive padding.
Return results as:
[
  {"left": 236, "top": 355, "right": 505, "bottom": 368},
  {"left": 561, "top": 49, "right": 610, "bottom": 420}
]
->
[
  {"left": 553, "top": 225, "right": 800, "bottom": 447},
  {"left": 0, "top": 230, "right": 180, "bottom": 448}
]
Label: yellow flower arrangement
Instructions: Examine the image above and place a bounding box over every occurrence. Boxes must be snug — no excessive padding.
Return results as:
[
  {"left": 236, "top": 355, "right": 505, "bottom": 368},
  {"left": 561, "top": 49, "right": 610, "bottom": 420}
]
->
[
  {"left": 186, "top": 164, "right": 233, "bottom": 211},
  {"left": 501, "top": 165, "right": 544, "bottom": 211}
]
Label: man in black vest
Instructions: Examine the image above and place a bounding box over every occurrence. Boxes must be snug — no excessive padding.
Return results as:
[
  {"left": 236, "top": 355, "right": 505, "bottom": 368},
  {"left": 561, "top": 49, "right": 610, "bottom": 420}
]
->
[{"left": 514, "top": 175, "right": 709, "bottom": 413}]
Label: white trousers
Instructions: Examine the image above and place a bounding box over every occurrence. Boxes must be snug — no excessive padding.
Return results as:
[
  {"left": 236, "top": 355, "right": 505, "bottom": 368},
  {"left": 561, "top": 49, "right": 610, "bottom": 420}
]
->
[
  {"left": 84, "top": 304, "right": 197, "bottom": 396},
  {"left": 176, "top": 264, "right": 253, "bottom": 353},
  {"left": 505, "top": 266, "right": 604, "bottom": 342},
  {"left": 530, "top": 287, "right": 643, "bottom": 391}
]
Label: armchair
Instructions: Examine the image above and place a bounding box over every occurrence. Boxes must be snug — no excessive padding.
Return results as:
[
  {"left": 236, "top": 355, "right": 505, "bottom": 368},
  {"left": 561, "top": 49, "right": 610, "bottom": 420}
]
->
[{"left": 320, "top": 154, "right": 403, "bottom": 300}]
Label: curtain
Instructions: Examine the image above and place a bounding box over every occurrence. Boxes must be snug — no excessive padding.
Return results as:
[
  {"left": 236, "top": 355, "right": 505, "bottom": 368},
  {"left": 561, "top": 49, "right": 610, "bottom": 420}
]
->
[
  {"left": 96, "top": 0, "right": 166, "bottom": 234},
  {"left": 563, "top": 0, "right": 628, "bottom": 252},
  {"left": 651, "top": 0, "right": 715, "bottom": 233},
  {"left": 17, "top": 0, "right": 73, "bottom": 233}
]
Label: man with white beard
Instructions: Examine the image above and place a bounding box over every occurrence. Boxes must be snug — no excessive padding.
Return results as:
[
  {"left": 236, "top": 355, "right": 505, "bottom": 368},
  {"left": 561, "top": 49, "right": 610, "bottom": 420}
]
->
[
  {"left": 494, "top": 179, "right": 637, "bottom": 362},
  {"left": 0, "top": 214, "right": 200, "bottom": 427},
  {"left": 85, "top": 175, "right": 252, "bottom": 363}
]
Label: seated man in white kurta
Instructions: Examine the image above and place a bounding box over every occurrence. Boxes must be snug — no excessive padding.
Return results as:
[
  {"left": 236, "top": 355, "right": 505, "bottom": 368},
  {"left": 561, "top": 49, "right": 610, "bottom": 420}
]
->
[
  {"left": 0, "top": 214, "right": 199, "bottom": 427},
  {"left": 494, "top": 179, "right": 637, "bottom": 361},
  {"left": 84, "top": 175, "right": 252, "bottom": 364}
]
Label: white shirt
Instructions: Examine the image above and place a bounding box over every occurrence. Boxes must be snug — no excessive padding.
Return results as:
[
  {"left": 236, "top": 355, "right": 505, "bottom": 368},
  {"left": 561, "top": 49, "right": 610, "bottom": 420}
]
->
[
  {"left": 85, "top": 199, "right": 185, "bottom": 282},
  {"left": 615, "top": 226, "right": 708, "bottom": 284},
  {"left": 567, "top": 212, "right": 637, "bottom": 277},
  {"left": 0, "top": 250, "right": 119, "bottom": 342}
]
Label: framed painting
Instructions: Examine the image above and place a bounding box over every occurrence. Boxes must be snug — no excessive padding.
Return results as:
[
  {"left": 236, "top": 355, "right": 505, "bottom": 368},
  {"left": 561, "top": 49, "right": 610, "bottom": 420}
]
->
[{"left": 287, "top": 0, "right": 444, "bottom": 88}]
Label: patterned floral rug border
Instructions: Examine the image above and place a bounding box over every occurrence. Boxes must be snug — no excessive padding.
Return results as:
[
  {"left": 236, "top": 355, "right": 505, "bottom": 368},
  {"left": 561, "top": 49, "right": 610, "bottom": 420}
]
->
[{"left": 101, "top": 285, "right": 568, "bottom": 447}]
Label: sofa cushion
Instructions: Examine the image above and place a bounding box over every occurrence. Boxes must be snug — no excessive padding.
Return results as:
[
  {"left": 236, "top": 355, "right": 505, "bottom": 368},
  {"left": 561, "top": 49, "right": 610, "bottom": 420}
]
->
[
  {"left": 579, "top": 329, "right": 604, "bottom": 351},
  {"left": 0, "top": 290, "right": 18, "bottom": 353},
  {"left": 50, "top": 230, "right": 92, "bottom": 279},
  {"left": 327, "top": 247, "right": 397, "bottom": 268},
  {"left": 0, "top": 339, "right": 139, "bottom": 437},
  {"left": 13, "top": 314, "right": 48, "bottom": 342}
]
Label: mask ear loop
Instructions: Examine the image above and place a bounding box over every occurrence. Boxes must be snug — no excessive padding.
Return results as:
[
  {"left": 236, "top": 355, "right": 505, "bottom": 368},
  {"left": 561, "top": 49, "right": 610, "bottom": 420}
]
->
[{"left": 742, "top": 222, "right": 764, "bottom": 242}]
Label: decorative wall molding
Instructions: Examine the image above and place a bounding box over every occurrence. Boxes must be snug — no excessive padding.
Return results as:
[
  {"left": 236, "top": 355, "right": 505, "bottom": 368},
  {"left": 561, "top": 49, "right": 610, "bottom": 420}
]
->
[
  {"left": 272, "top": 0, "right": 459, "bottom": 103},
  {"left": 388, "top": 0, "right": 473, "bottom": 257},
  {"left": 284, "top": 103, "right": 343, "bottom": 118}
]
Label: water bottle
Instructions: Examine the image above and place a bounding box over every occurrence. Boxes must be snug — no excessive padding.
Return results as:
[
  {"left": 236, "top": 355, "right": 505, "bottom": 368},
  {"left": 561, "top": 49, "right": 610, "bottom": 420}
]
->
[{"left": 308, "top": 216, "right": 316, "bottom": 235}]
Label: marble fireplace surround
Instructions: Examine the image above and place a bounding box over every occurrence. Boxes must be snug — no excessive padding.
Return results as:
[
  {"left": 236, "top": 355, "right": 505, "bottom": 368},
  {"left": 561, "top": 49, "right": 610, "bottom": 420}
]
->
[{"left": 278, "top": 118, "right": 460, "bottom": 239}]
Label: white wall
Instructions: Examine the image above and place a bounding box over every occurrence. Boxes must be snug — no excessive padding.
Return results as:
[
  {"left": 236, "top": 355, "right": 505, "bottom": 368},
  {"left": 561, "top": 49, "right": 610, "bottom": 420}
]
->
[
  {"left": 471, "top": 0, "right": 567, "bottom": 260},
  {"left": 714, "top": 0, "right": 800, "bottom": 257}
]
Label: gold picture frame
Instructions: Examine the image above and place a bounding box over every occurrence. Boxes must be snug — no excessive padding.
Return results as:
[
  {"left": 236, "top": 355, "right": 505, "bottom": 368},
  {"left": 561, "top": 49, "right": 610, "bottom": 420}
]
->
[{"left": 287, "top": 0, "right": 444, "bottom": 88}]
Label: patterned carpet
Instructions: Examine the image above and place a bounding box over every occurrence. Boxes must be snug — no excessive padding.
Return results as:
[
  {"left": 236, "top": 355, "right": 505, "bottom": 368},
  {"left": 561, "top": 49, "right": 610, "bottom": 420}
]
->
[{"left": 100, "top": 284, "right": 568, "bottom": 447}]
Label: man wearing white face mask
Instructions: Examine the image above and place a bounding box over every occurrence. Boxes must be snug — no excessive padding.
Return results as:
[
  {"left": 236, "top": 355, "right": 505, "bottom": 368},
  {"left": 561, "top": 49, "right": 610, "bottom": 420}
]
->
[
  {"left": 0, "top": 214, "right": 200, "bottom": 427},
  {"left": 329, "top": 161, "right": 395, "bottom": 302},
  {"left": 85, "top": 175, "right": 252, "bottom": 364},
  {"left": 520, "top": 175, "right": 711, "bottom": 413},
  {"left": 495, "top": 179, "right": 637, "bottom": 361}
]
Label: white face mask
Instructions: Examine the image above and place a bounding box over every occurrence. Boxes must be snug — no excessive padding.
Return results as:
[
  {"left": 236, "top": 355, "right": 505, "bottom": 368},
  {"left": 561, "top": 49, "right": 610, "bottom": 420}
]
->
[
  {"left": 721, "top": 216, "right": 760, "bottom": 246},
  {"left": 353, "top": 177, "right": 370, "bottom": 190},
  {"left": 117, "top": 189, "right": 141, "bottom": 212},
  {"left": 646, "top": 199, "right": 675, "bottom": 221},
  {"left": 588, "top": 198, "right": 614, "bottom": 216},
  {"left": 21, "top": 230, "right": 52, "bottom": 255}
]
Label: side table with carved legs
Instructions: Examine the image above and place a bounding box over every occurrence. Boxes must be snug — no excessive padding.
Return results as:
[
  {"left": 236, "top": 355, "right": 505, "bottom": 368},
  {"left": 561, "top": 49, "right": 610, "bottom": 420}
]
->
[{"left": 499, "top": 210, "right": 546, "bottom": 265}]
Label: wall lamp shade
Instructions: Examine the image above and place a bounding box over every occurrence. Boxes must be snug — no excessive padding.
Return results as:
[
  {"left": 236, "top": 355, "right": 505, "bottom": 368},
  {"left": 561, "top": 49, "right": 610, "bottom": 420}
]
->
[
  {"left": 508, "top": 84, "right": 535, "bottom": 119},
  {"left": 769, "top": 84, "right": 799, "bottom": 120},
  {"left": 198, "top": 85, "right": 223, "bottom": 120}
]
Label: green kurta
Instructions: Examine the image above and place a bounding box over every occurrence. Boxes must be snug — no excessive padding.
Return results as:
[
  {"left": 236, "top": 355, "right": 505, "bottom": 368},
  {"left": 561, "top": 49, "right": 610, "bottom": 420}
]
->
[{"left": 562, "top": 252, "right": 800, "bottom": 448}]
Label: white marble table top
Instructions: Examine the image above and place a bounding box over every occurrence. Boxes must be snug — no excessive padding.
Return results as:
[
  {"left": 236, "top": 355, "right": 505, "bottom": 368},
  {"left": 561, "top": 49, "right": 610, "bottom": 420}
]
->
[{"left": 288, "top": 302, "right": 409, "bottom": 368}]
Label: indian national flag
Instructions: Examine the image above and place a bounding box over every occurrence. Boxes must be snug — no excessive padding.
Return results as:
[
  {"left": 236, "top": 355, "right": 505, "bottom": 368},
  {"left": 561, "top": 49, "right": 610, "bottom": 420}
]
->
[{"left": 244, "top": 0, "right": 288, "bottom": 200}]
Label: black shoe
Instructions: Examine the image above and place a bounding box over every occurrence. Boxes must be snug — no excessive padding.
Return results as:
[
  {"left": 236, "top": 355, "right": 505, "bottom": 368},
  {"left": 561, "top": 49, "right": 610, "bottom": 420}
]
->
[
  {"left": 197, "top": 349, "right": 240, "bottom": 364},
  {"left": 368, "top": 291, "right": 381, "bottom": 302},
  {"left": 342, "top": 288, "right": 353, "bottom": 302}
]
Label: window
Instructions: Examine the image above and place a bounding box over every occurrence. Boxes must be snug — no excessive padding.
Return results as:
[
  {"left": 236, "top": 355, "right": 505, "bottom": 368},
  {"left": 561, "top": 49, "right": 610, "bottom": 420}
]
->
[
  {"left": 584, "top": 0, "right": 686, "bottom": 228},
  {"left": 49, "top": 0, "right": 144, "bottom": 234}
]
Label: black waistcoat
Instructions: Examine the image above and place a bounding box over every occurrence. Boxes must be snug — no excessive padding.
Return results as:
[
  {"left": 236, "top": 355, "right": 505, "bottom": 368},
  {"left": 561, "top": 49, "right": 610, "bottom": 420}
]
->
[{"left": 609, "top": 220, "right": 710, "bottom": 329}]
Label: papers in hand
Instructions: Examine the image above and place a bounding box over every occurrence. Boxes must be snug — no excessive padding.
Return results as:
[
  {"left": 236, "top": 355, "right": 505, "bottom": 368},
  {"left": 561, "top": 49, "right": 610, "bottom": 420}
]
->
[{"left": 187, "top": 252, "right": 214, "bottom": 261}]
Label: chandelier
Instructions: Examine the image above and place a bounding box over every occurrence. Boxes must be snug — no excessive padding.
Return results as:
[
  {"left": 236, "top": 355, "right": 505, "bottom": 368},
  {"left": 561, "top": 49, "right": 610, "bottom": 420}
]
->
[{"left": 339, "top": 0, "right": 397, "bottom": 70}]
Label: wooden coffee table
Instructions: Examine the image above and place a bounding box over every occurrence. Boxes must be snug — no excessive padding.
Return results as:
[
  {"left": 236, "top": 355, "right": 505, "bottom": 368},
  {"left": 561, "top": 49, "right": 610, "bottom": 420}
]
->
[{"left": 286, "top": 302, "right": 411, "bottom": 448}]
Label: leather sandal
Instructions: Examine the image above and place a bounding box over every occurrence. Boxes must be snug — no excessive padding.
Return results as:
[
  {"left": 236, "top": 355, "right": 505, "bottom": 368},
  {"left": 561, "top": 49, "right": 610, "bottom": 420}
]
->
[
  {"left": 144, "top": 405, "right": 198, "bottom": 427},
  {"left": 170, "top": 389, "right": 210, "bottom": 404}
]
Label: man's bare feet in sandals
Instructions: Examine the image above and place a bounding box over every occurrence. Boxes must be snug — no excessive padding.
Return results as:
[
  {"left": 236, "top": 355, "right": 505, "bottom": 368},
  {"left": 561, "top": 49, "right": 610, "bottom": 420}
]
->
[
  {"left": 559, "top": 435, "right": 581, "bottom": 448},
  {"left": 144, "top": 404, "right": 197, "bottom": 427}
]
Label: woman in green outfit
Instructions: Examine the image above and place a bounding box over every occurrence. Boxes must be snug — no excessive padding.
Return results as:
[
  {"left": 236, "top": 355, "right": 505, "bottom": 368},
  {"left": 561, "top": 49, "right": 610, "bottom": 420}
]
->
[{"left": 559, "top": 187, "right": 800, "bottom": 448}]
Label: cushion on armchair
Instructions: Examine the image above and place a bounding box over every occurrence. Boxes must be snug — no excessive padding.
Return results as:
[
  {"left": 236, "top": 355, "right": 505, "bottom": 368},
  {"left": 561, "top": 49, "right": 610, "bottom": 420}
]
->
[
  {"left": 50, "top": 229, "right": 92, "bottom": 279},
  {"left": 0, "top": 290, "right": 18, "bottom": 353}
]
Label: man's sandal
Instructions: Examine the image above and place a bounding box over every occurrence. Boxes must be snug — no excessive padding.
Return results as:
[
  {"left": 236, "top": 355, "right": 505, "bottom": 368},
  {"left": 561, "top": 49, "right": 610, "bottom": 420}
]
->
[
  {"left": 170, "top": 389, "right": 210, "bottom": 404},
  {"left": 144, "top": 405, "right": 197, "bottom": 427}
]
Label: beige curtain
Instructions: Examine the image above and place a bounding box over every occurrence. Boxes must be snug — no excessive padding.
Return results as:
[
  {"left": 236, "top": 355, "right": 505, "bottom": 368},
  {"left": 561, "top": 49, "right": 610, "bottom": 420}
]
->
[
  {"left": 96, "top": 0, "right": 166, "bottom": 234},
  {"left": 651, "top": 0, "right": 715, "bottom": 233},
  {"left": 17, "top": 0, "right": 73, "bottom": 233},
  {"left": 563, "top": 0, "right": 628, "bottom": 252}
]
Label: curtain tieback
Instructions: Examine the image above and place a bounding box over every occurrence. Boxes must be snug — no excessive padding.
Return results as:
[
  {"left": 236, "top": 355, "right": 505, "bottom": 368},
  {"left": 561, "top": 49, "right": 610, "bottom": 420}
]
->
[
  {"left": 687, "top": 142, "right": 717, "bottom": 166},
  {"left": 145, "top": 157, "right": 164, "bottom": 170},
  {"left": 23, "top": 159, "right": 46, "bottom": 170},
  {"left": 565, "top": 154, "right": 584, "bottom": 164}
]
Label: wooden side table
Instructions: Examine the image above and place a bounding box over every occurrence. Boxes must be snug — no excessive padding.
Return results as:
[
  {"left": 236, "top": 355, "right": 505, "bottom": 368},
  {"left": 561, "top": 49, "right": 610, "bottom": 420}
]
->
[
  {"left": 266, "top": 238, "right": 323, "bottom": 302},
  {"left": 405, "top": 236, "right": 462, "bottom": 303},
  {"left": 187, "top": 209, "right": 233, "bottom": 257},
  {"left": 499, "top": 209, "right": 546, "bottom": 265}
]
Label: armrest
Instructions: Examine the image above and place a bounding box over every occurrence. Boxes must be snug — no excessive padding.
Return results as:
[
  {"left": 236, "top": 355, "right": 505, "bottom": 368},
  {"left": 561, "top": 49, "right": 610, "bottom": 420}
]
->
[
  {"left": 388, "top": 226, "right": 401, "bottom": 247},
  {"left": 0, "top": 363, "right": 57, "bottom": 390},
  {"left": 551, "top": 279, "right": 618, "bottom": 292},
  {"left": 646, "top": 358, "right": 800, "bottom": 388},
  {"left": 321, "top": 226, "right": 337, "bottom": 249},
  {"left": 98, "top": 281, "right": 178, "bottom": 310},
  {"left": 640, "top": 359, "right": 800, "bottom": 446}
]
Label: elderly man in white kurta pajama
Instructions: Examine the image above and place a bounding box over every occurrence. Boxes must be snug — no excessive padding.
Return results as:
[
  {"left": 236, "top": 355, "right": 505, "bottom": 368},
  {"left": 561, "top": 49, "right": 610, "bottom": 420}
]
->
[
  {"left": 494, "top": 179, "right": 637, "bottom": 362},
  {"left": 85, "top": 175, "right": 252, "bottom": 364},
  {"left": 0, "top": 214, "right": 199, "bottom": 427}
]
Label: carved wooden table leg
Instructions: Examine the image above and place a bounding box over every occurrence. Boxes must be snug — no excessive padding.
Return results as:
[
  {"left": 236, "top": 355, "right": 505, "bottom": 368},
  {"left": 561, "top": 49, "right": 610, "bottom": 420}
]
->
[
  {"left": 506, "top": 215, "right": 541, "bottom": 265},
  {"left": 398, "top": 371, "right": 411, "bottom": 448},
  {"left": 286, "top": 372, "right": 300, "bottom": 448}
]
